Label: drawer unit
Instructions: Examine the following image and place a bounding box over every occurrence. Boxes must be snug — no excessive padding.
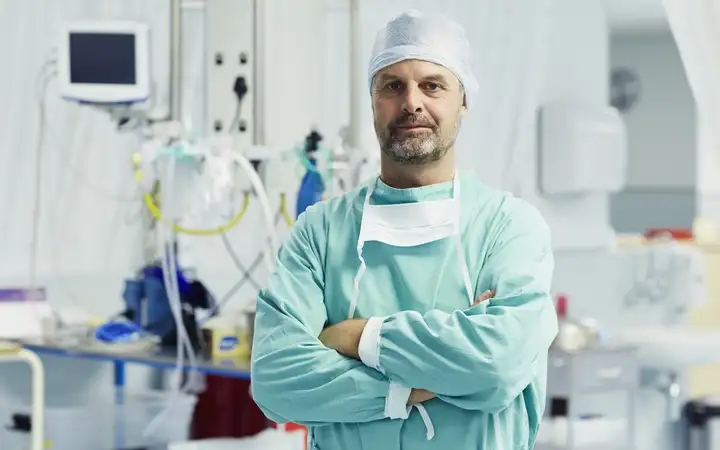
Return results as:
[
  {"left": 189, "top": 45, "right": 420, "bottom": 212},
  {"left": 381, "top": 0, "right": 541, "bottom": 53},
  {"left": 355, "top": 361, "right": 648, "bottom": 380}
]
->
[
  {"left": 539, "top": 346, "right": 639, "bottom": 450},
  {"left": 547, "top": 347, "right": 638, "bottom": 396}
]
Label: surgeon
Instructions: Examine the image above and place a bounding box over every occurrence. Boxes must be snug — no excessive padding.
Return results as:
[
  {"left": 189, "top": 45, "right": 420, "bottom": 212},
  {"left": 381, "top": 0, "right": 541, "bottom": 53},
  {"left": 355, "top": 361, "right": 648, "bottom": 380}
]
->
[{"left": 251, "top": 9, "right": 558, "bottom": 450}]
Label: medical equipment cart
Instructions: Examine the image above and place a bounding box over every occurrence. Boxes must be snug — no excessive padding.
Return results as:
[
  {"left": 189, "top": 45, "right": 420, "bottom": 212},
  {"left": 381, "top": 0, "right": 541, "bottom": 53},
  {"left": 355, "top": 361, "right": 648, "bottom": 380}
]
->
[
  {"left": 7, "top": 336, "right": 250, "bottom": 449},
  {"left": 0, "top": 341, "right": 44, "bottom": 450},
  {"left": 537, "top": 346, "right": 638, "bottom": 450}
]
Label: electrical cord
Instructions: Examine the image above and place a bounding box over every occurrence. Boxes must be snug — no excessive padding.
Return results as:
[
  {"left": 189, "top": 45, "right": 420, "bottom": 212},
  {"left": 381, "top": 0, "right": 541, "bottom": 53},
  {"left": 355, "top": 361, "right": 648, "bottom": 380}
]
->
[
  {"left": 206, "top": 196, "right": 293, "bottom": 318},
  {"left": 279, "top": 192, "right": 295, "bottom": 227},
  {"left": 29, "top": 64, "right": 55, "bottom": 294},
  {"left": 143, "top": 156, "right": 199, "bottom": 439},
  {"left": 229, "top": 76, "right": 249, "bottom": 133},
  {"left": 220, "top": 231, "right": 262, "bottom": 292},
  {"left": 34, "top": 62, "right": 141, "bottom": 322},
  {"left": 133, "top": 161, "right": 251, "bottom": 236}
]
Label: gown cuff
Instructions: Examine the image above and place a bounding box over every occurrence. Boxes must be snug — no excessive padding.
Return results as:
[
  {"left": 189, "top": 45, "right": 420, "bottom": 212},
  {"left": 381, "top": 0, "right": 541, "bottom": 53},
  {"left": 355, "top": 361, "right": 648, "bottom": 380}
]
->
[{"left": 358, "top": 316, "right": 384, "bottom": 372}]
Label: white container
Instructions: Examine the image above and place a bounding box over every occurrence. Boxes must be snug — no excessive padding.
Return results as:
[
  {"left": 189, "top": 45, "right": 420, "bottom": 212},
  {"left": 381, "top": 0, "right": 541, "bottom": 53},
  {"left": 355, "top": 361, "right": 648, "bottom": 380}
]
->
[{"left": 0, "top": 388, "right": 196, "bottom": 450}]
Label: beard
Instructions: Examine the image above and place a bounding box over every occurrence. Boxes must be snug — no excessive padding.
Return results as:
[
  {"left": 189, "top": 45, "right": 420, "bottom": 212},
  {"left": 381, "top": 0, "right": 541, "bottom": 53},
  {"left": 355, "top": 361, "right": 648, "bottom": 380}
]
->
[{"left": 375, "top": 112, "right": 457, "bottom": 165}]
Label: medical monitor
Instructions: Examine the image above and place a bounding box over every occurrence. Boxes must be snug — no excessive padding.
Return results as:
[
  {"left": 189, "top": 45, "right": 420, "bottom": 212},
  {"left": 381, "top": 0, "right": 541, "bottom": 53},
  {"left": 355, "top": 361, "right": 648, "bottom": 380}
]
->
[{"left": 57, "top": 21, "right": 150, "bottom": 104}]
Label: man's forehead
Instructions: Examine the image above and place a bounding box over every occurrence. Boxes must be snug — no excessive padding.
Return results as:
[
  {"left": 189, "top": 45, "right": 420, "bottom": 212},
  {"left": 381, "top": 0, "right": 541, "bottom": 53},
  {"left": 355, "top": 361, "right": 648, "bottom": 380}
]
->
[{"left": 375, "top": 60, "right": 458, "bottom": 84}]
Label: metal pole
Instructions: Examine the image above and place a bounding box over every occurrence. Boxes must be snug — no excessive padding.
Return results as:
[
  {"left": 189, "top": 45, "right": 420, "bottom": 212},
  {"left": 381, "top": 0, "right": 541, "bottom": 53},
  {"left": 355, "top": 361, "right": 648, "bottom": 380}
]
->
[
  {"left": 0, "top": 344, "right": 45, "bottom": 450},
  {"left": 170, "top": 0, "right": 183, "bottom": 121},
  {"left": 253, "top": 0, "right": 266, "bottom": 145},
  {"left": 348, "top": 0, "right": 361, "bottom": 150}
]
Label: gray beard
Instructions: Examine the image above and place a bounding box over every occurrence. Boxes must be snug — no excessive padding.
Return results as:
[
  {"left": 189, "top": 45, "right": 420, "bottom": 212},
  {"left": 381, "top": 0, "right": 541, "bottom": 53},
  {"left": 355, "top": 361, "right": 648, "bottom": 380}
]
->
[{"left": 381, "top": 139, "right": 448, "bottom": 165}]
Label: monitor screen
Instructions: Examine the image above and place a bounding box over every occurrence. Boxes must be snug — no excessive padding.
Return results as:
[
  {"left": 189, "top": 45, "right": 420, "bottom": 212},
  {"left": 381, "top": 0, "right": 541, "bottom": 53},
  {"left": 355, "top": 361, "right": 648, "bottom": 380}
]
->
[{"left": 69, "top": 32, "right": 136, "bottom": 85}]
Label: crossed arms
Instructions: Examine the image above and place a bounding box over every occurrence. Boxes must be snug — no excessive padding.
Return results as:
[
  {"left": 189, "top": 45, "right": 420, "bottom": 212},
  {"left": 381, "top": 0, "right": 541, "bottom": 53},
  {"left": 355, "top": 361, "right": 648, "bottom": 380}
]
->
[{"left": 250, "top": 202, "right": 558, "bottom": 427}]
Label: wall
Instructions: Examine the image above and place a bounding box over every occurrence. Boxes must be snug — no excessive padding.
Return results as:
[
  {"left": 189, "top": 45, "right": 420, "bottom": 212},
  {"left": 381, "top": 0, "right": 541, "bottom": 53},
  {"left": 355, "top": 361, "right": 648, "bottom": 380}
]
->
[
  {"left": 0, "top": 0, "right": 174, "bottom": 407},
  {"left": 530, "top": 0, "right": 615, "bottom": 251},
  {"left": 608, "top": 31, "right": 697, "bottom": 232}
]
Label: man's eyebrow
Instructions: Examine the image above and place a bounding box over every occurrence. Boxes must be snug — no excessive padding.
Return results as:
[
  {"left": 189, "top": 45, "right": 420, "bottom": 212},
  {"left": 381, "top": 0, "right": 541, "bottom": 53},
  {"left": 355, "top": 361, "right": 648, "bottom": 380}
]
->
[
  {"left": 376, "top": 73, "right": 399, "bottom": 84},
  {"left": 422, "top": 74, "right": 450, "bottom": 84},
  {"left": 374, "top": 72, "right": 452, "bottom": 86}
]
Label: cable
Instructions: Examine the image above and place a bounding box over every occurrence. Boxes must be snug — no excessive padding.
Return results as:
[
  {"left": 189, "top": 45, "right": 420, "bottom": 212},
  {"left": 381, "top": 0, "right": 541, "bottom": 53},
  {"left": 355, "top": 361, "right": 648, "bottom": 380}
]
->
[
  {"left": 41, "top": 93, "right": 140, "bottom": 203},
  {"left": 220, "top": 232, "right": 262, "bottom": 292},
  {"left": 29, "top": 65, "right": 55, "bottom": 294},
  {"left": 133, "top": 156, "right": 250, "bottom": 236},
  {"left": 33, "top": 63, "right": 138, "bottom": 322},
  {"left": 279, "top": 192, "right": 295, "bottom": 227},
  {"left": 143, "top": 156, "right": 198, "bottom": 439},
  {"left": 231, "top": 152, "right": 279, "bottom": 273},
  {"left": 207, "top": 199, "right": 292, "bottom": 318}
]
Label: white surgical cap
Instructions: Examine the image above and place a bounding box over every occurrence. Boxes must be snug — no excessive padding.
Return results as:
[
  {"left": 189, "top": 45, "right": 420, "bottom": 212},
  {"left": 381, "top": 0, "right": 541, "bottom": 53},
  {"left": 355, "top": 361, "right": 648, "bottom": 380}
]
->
[{"left": 368, "top": 10, "right": 479, "bottom": 107}]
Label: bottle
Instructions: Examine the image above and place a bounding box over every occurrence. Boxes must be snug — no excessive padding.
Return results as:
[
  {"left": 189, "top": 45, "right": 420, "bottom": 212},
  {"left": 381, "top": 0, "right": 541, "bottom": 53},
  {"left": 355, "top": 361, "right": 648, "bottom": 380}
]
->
[
  {"left": 553, "top": 294, "right": 589, "bottom": 352},
  {"left": 295, "top": 158, "right": 325, "bottom": 218}
]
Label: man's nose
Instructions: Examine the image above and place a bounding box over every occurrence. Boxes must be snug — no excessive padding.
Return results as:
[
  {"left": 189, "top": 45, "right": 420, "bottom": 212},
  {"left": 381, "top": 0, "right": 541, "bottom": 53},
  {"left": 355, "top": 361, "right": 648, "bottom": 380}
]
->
[{"left": 401, "top": 85, "right": 423, "bottom": 113}]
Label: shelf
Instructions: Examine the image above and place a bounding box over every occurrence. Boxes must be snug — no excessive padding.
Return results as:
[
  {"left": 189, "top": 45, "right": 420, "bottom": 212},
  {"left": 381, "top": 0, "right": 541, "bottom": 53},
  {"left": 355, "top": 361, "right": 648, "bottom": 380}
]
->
[
  {"left": 16, "top": 337, "right": 251, "bottom": 379},
  {"left": 536, "top": 444, "right": 630, "bottom": 450}
]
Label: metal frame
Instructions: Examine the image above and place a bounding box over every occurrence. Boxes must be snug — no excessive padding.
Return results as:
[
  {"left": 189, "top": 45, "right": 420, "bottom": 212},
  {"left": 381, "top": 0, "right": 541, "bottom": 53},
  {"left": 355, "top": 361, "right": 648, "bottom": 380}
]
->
[{"left": 0, "top": 342, "right": 44, "bottom": 450}]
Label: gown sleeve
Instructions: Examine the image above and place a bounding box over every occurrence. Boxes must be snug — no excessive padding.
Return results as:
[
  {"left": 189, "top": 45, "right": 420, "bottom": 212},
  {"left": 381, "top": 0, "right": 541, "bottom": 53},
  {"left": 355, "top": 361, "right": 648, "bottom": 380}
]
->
[
  {"left": 251, "top": 205, "right": 395, "bottom": 426},
  {"left": 357, "top": 199, "right": 558, "bottom": 414}
]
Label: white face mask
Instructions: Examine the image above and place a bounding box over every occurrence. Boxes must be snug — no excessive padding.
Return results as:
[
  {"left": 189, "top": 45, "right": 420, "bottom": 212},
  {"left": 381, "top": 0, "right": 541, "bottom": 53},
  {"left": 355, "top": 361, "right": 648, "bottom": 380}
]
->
[
  {"left": 348, "top": 174, "right": 477, "bottom": 443},
  {"left": 348, "top": 175, "right": 474, "bottom": 320}
]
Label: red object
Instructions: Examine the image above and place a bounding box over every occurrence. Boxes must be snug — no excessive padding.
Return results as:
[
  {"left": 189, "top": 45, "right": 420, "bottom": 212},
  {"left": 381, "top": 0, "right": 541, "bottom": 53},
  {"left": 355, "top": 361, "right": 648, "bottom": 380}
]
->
[
  {"left": 645, "top": 228, "right": 693, "bottom": 240},
  {"left": 555, "top": 294, "right": 568, "bottom": 318},
  {"left": 190, "top": 375, "right": 268, "bottom": 439},
  {"left": 271, "top": 422, "right": 308, "bottom": 450}
]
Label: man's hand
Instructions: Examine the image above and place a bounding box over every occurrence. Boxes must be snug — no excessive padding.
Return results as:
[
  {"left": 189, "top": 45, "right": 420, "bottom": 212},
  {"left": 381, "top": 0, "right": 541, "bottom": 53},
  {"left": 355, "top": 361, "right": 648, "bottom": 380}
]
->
[
  {"left": 405, "top": 290, "right": 494, "bottom": 406},
  {"left": 473, "top": 289, "right": 495, "bottom": 307},
  {"left": 408, "top": 388, "right": 435, "bottom": 405},
  {"left": 319, "top": 318, "right": 368, "bottom": 359}
]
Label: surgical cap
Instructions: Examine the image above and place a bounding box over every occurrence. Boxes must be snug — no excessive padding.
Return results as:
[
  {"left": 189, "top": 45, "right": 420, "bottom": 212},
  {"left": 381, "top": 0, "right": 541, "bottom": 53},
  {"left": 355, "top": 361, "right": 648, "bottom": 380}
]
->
[{"left": 368, "top": 10, "right": 479, "bottom": 107}]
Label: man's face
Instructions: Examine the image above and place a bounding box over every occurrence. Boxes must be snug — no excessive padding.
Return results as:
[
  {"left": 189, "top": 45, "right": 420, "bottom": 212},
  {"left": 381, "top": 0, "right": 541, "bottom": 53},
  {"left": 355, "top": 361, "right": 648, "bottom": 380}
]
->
[{"left": 372, "top": 59, "right": 466, "bottom": 165}]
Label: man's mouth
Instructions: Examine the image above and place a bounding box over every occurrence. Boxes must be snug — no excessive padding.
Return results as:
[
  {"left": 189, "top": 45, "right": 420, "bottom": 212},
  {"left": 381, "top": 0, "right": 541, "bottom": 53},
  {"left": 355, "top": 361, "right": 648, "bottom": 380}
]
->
[{"left": 395, "top": 124, "right": 433, "bottom": 132}]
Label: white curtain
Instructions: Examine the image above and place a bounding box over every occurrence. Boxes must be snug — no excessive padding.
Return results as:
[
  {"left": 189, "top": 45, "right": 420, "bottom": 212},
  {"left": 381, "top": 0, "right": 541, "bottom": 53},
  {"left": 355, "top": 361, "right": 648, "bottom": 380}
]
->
[
  {"left": 352, "top": 0, "right": 555, "bottom": 192},
  {"left": 0, "top": 0, "right": 189, "bottom": 402},
  {"left": 0, "top": 0, "right": 178, "bottom": 311},
  {"left": 663, "top": 0, "right": 720, "bottom": 211}
]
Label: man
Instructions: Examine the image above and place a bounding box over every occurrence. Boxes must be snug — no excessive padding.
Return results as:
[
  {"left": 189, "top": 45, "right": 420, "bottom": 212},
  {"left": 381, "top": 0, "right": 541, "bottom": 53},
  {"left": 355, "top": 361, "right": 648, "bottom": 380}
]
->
[{"left": 251, "top": 10, "right": 558, "bottom": 450}]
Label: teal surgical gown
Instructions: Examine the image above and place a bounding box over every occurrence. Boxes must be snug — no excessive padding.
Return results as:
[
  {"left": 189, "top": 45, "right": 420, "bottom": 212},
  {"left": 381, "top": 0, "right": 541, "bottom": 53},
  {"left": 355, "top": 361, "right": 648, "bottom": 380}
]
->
[{"left": 251, "top": 172, "right": 558, "bottom": 450}]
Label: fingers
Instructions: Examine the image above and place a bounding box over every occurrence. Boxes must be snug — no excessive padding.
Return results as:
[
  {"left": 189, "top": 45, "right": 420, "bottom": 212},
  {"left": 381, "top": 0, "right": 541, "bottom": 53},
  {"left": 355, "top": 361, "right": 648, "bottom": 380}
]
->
[{"left": 472, "top": 289, "right": 495, "bottom": 306}]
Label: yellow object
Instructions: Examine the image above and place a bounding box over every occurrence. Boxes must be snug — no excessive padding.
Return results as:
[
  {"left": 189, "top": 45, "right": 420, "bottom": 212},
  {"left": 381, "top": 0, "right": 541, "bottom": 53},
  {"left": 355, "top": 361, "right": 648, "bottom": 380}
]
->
[
  {"left": 132, "top": 153, "right": 249, "bottom": 236},
  {"left": 279, "top": 192, "right": 295, "bottom": 227},
  {"left": 0, "top": 341, "right": 20, "bottom": 354},
  {"left": 204, "top": 315, "right": 251, "bottom": 362},
  {"left": 87, "top": 317, "right": 107, "bottom": 327},
  {"left": 132, "top": 153, "right": 297, "bottom": 234},
  {"left": 693, "top": 216, "right": 718, "bottom": 244},
  {"left": 210, "top": 328, "right": 250, "bottom": 362}
]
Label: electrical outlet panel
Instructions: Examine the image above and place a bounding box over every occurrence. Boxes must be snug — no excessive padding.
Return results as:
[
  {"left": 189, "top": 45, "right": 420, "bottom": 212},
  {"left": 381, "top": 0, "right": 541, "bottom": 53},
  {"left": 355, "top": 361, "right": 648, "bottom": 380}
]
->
[{"left": 206, "top": 0, "right": 255, "bottom": 148}]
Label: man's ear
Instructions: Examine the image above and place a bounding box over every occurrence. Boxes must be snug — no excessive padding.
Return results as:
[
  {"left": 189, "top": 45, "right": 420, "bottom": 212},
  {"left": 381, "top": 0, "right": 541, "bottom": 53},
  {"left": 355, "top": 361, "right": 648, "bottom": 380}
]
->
[{"left": 460, "top": 94, "right": 468, "bottom": 118}]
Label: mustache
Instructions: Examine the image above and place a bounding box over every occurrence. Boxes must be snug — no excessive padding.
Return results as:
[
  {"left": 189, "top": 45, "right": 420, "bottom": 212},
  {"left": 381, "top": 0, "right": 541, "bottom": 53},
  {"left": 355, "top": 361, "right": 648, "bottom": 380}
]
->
[{"left": 390, "top": 114, "right": 435, "bottom": 130}]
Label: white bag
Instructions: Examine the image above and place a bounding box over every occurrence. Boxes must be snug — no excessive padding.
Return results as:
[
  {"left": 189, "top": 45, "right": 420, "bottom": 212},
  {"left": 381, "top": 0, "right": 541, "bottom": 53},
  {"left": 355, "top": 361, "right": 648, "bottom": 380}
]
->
[{"left": 168, "top": 428, "right": 306, "bottom": 450}]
